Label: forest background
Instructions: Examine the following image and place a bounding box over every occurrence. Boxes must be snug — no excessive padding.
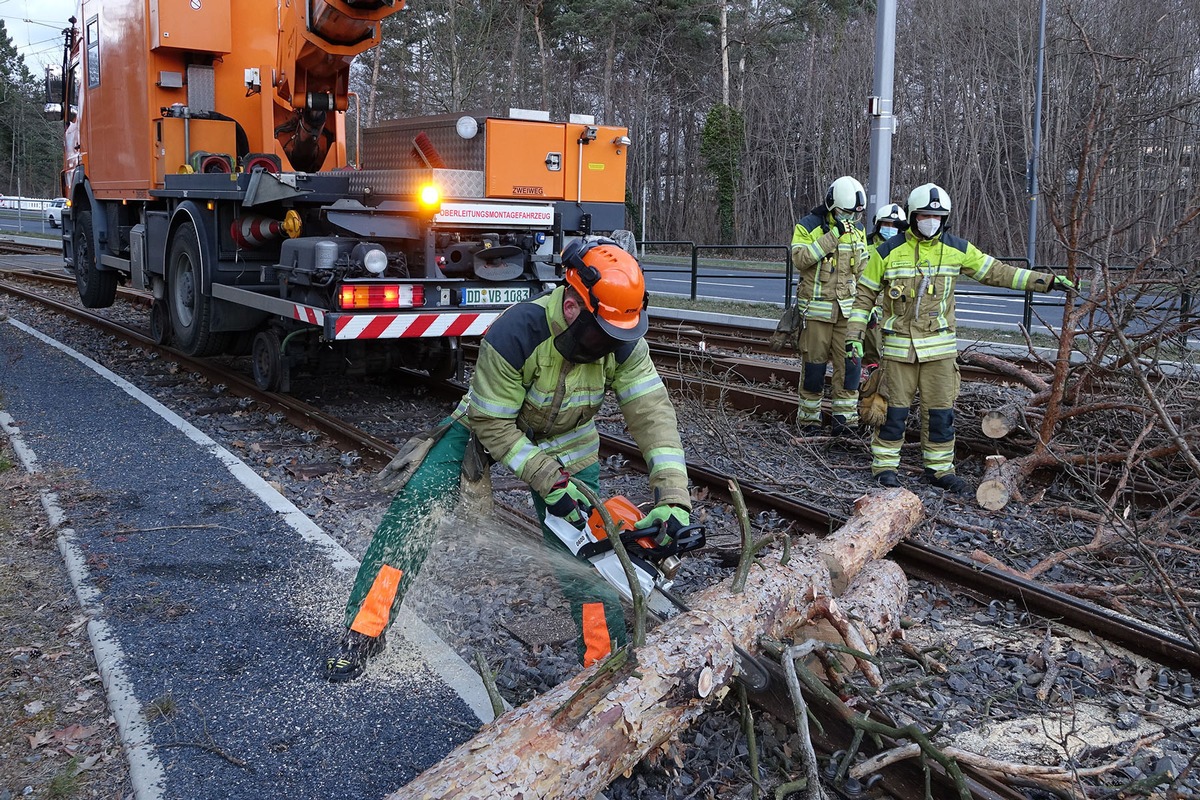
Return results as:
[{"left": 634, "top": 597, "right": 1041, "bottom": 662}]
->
[{"left": 2, "top": 0, "right": 1197, "bottom": 270}]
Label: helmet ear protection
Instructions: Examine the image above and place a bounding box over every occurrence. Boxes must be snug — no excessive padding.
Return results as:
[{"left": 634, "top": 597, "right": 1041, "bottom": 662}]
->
[{"left": 561, "top": 236, "right": 619, "bottom": 291}]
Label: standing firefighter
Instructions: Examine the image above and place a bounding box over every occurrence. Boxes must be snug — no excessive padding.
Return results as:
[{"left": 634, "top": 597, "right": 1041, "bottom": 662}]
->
[
  {"left": 863, "top": 203, "right": 908, "bottom": 367},
  {"left": 789, "top": 176, "right": 871, "bottom": 436},
  {"left": 870, "top": 203, "right": 907, "bottom": 247},
  {"left": 325, "top": 239, "right": 692, "bottom": 681},
  {"left": 845, "top": 183, "right": 1074, "bottom": 493}
]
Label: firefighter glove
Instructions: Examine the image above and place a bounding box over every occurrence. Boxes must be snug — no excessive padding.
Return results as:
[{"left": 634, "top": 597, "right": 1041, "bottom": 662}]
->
[
  {"left": 634, "top": 504, "right": 690, "bottom": 546},
  {"left": 846, "top": 339, "right": 864, "bottom": 360},
  {"left": 833, "top": 217, "right": 848, "bottom": 237},
  {"left": 544, "top": 471, "right": 589, "bottom": 524},
  {"left": 1053, "top": 275, "right": 1077, "bottom": 292}
]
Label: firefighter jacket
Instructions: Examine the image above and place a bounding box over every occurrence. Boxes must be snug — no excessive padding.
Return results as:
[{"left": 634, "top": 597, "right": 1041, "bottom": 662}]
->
[
  {"left": 847, "top": 230, "right": 1057, "bottom": 363},
  {"left": 453, "top": 286, "right": 691, "bottom": 508},
  {"left": 789, "top": 206, "right": 869, "bottom": 322}
]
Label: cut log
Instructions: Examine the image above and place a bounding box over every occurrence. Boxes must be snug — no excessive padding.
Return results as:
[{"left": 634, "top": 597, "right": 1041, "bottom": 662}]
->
[
  {"left": 975, "top": 455, "right": 1027, "bottom": 511},
  {"left": 981, "top": 403, "right": 1023, "bottom": 439},
  {"left": 389, "top": 488, "right": 925, "bottom": 800}
]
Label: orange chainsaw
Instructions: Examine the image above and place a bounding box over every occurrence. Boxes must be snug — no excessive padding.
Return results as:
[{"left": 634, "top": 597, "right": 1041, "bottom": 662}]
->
[{"left": 544, "top": 495, "right": 706, "bottom": 617}]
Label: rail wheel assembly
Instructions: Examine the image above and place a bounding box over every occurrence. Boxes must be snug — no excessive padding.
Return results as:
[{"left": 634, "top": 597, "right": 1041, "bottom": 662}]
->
[
  {"left": 149, "top": 300, "right": 170, "bottom": 345},
  {"left": 252, "top": 328, "right": 289, "bottom": 392}
]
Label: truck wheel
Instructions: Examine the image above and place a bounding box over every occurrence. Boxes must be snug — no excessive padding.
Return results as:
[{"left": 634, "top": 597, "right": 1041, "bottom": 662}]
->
[
  {"left": 252, "top": 330, "right": 285, "bottom": 392},
  {"left": 74, "top": 210, "right": 117, "bottom": 309},
  {"left": 167, "top": 222, "right": 229, "bottom": 357}
]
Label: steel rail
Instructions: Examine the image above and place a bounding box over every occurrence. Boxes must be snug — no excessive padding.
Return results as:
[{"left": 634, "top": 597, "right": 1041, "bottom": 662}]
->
[
  {"left": 10, "top": 268, "right": 1195, "bottom": 670},
  {"left": 599, "top": 432, "right": 1200, "bottom": 673},
  {"left": 0, "top": 278, "right": 397, "bottom": 466}
]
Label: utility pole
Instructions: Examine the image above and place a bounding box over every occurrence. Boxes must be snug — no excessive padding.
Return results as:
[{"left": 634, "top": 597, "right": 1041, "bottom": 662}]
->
[
  {"left": 866, "top": 0, "right": 898, "bottom": 225},
  {"left": 1025, "top": 0, "right": 1049, "bottom": 273}
]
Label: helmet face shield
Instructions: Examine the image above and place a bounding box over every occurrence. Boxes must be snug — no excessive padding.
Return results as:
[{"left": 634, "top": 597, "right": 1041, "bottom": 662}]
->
[{"left": 555, "top": 308, "right": 625, "bottom": 363}]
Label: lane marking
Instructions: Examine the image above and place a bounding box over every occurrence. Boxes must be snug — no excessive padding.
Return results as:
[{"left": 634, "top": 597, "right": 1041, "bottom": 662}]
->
[
  {"left": 2, "top": 318, "right": 496, "bottom": 797},
  {"left": 650, "top": 277, "right": 756, "bottom": 288}
]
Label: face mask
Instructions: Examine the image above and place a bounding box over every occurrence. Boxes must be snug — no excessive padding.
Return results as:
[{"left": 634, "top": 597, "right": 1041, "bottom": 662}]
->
[
  {"left": 836, "top": 211, "right": 857, "bottom": 223},
  {"left": 554, "top": 309, "right": 621, "bottom": 364},
  {"left": 878, "top": 225, "right": 898, "bottom": 239},
  {"left": 916, "top": 218, "right": 942, "bottom": 238}
]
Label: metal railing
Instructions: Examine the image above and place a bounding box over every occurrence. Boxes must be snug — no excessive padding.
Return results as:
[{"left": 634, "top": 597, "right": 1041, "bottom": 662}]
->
[
  {"left": 638, "top": 241, "right": 795, "bottom": 307},
  {"left": 635, "top": 242, "right": 1084, "bottom": 327}
]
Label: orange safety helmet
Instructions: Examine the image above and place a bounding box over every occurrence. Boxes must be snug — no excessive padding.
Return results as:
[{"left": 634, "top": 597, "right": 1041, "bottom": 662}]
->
[{"left": 562, "top": 238, "right": 649, "bottom": 341}]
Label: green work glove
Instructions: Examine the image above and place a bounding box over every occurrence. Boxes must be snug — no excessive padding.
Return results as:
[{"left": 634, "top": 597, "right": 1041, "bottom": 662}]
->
[
  {"left": 633, "top": 504, "right": 690, "bottom": 546},
  {"left": 846, "top": 339, "right": 864, "bottom": 360},
  {"left": 544, "top": 471, "right": 589, "bottom": 525},
  {"left": 1053, "top": 275, "right": 1077, "bottom": 292}
]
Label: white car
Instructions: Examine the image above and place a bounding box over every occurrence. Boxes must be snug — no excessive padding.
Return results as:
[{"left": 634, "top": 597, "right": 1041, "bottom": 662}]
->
[{"left": 46, "top": 198, "right": 67, "bottom": 228}]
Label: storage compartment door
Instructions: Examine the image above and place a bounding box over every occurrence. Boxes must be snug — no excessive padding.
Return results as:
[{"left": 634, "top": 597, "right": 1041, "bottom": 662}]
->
[
  {"left": 150, "top": 0, "right": 232, "bottom": 54},
  {"left": 484, "top": 119, "right": 566, "bottom": 200}
]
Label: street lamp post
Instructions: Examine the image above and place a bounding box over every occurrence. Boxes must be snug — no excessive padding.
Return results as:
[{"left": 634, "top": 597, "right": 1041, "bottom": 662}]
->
[
  {"left": 867, "top": 0, "right": 898, "bottom": 224},
  {"left": 1026, "top": 0, "right": 1048, "bottom": 276}
]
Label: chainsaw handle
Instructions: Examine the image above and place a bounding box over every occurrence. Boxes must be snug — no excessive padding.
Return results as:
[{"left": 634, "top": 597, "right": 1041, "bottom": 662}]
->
[{"left": 619, "top": 523, "right": 706, "bottom": 560}]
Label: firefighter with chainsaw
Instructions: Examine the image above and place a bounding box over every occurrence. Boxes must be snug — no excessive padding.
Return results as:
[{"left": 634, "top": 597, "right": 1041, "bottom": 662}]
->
[
  {"left": 845, "top": 183, "right": 1075, "bottom": 494},
  {"left": 789, "top": 176, "right": 871, "bottom": 436},
  {"left": 324, "top": 239, "right": 692, "bottom": 681}
]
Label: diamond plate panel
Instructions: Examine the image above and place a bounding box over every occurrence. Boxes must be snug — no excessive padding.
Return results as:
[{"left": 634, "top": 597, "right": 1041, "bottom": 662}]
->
[
  {"left": 362, "top": 113, "right": 486, "bottom": 171},
  {"left": 347, "top": 169, "right": 485, "bottom": 199}
]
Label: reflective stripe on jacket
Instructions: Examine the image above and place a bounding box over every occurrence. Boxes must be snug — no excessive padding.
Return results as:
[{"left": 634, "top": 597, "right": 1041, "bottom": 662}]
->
[
  {"left": 847, "top": 231, "right": 1056, "bottom": 363},
  {"left": 455, "top": 286, "right": 690, "bottom": 507},
  {"left": 789, "top": 208, "right": 868, "bottom": 322}
]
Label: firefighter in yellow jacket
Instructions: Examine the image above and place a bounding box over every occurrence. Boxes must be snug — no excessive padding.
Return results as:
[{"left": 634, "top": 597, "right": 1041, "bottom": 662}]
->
[
  {"left": 845, "top": 183, "right": 1075, "bottom": 493},
  {"left": 324, "top": 239, "right": 691, "bottom": 681},
  {"left": 790, "top": 176, "right": 870, "bottom": 435}
]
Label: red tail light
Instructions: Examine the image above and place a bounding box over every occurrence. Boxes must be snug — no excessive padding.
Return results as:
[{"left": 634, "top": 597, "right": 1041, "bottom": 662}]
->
[{"left": 338, "top": 284, "right": 424, "bottom": 310}]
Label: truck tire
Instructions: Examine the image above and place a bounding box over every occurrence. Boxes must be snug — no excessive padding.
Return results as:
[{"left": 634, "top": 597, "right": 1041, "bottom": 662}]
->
[
  {"left": 74, "top": 210, "right": 118, "bottom": 309},
  {"left": 167, "top": 221, "right": 229, "bottom": 357}
]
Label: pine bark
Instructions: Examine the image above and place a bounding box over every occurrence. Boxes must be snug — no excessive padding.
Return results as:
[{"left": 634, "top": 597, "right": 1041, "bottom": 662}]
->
[{"left": 389, "top": 488, "right": 924, "bottom": 800}]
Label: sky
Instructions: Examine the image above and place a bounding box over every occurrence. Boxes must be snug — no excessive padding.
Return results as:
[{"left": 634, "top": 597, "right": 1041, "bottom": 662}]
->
[{"left": 1, "top": 0, "right": 78, "bottom": 75}]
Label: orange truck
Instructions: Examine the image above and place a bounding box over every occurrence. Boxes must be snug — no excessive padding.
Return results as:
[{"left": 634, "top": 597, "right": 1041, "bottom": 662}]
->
[{"left": 51, "top": 0, "right": 630, "bottom": 390}]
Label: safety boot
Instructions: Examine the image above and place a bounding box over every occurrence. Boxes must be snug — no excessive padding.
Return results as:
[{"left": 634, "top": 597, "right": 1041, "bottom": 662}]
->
[
  {"left": 830, "top": 417, "right": 857, "bottom": 438},
  {"left": 925, "top": 469, "right": 970, "bottom": 496},
  {"left": 799, "top": 423, "right": 824, "bottom": 437},
  {"left": 874, "top": 470, "right": 901, "bottom": 488},
  {"left": 324, "top": 630, "right": 386, "bottom": 683}
]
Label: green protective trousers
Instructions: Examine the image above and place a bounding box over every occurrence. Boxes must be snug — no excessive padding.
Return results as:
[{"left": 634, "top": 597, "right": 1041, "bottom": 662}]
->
[
  {"left": 531, "top": 462, "right": 628, "bottom": 666},
  {"left": 869, "top": 358, "right": 960, "bottom": 477},
  {"left": 344, "top": 417, "right": 467, "bottom": 639},
  {"left": 799, "top": 307, "right": 860, "bottom": 426},
  {"left": 343, "top": 420, "right": 626, "bottom": 665}
]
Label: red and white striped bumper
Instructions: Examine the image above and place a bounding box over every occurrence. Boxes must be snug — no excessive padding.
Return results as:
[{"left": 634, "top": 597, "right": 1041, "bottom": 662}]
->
[{"left": 326, "top": 310, "right": 499, "bottom": 340}]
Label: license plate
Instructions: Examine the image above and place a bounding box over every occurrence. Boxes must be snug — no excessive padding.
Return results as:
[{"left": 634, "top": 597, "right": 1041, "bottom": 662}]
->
[{"left": 462, "top": 287, "right": 530, "bottom": 306}]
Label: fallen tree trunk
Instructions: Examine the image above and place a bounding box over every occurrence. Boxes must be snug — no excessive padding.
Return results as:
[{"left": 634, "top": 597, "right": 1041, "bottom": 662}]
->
[{"left": 390, "top": 488, "right": 925, "bottom": 800}]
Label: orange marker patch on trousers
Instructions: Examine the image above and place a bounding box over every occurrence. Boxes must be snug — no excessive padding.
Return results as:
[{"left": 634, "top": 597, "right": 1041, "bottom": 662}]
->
[
  {"left": 581, "top": 602, "right": 612, "bottom": 667},
  {"left": 350, "top": 565, "right": 403, "bottom": 638}
]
